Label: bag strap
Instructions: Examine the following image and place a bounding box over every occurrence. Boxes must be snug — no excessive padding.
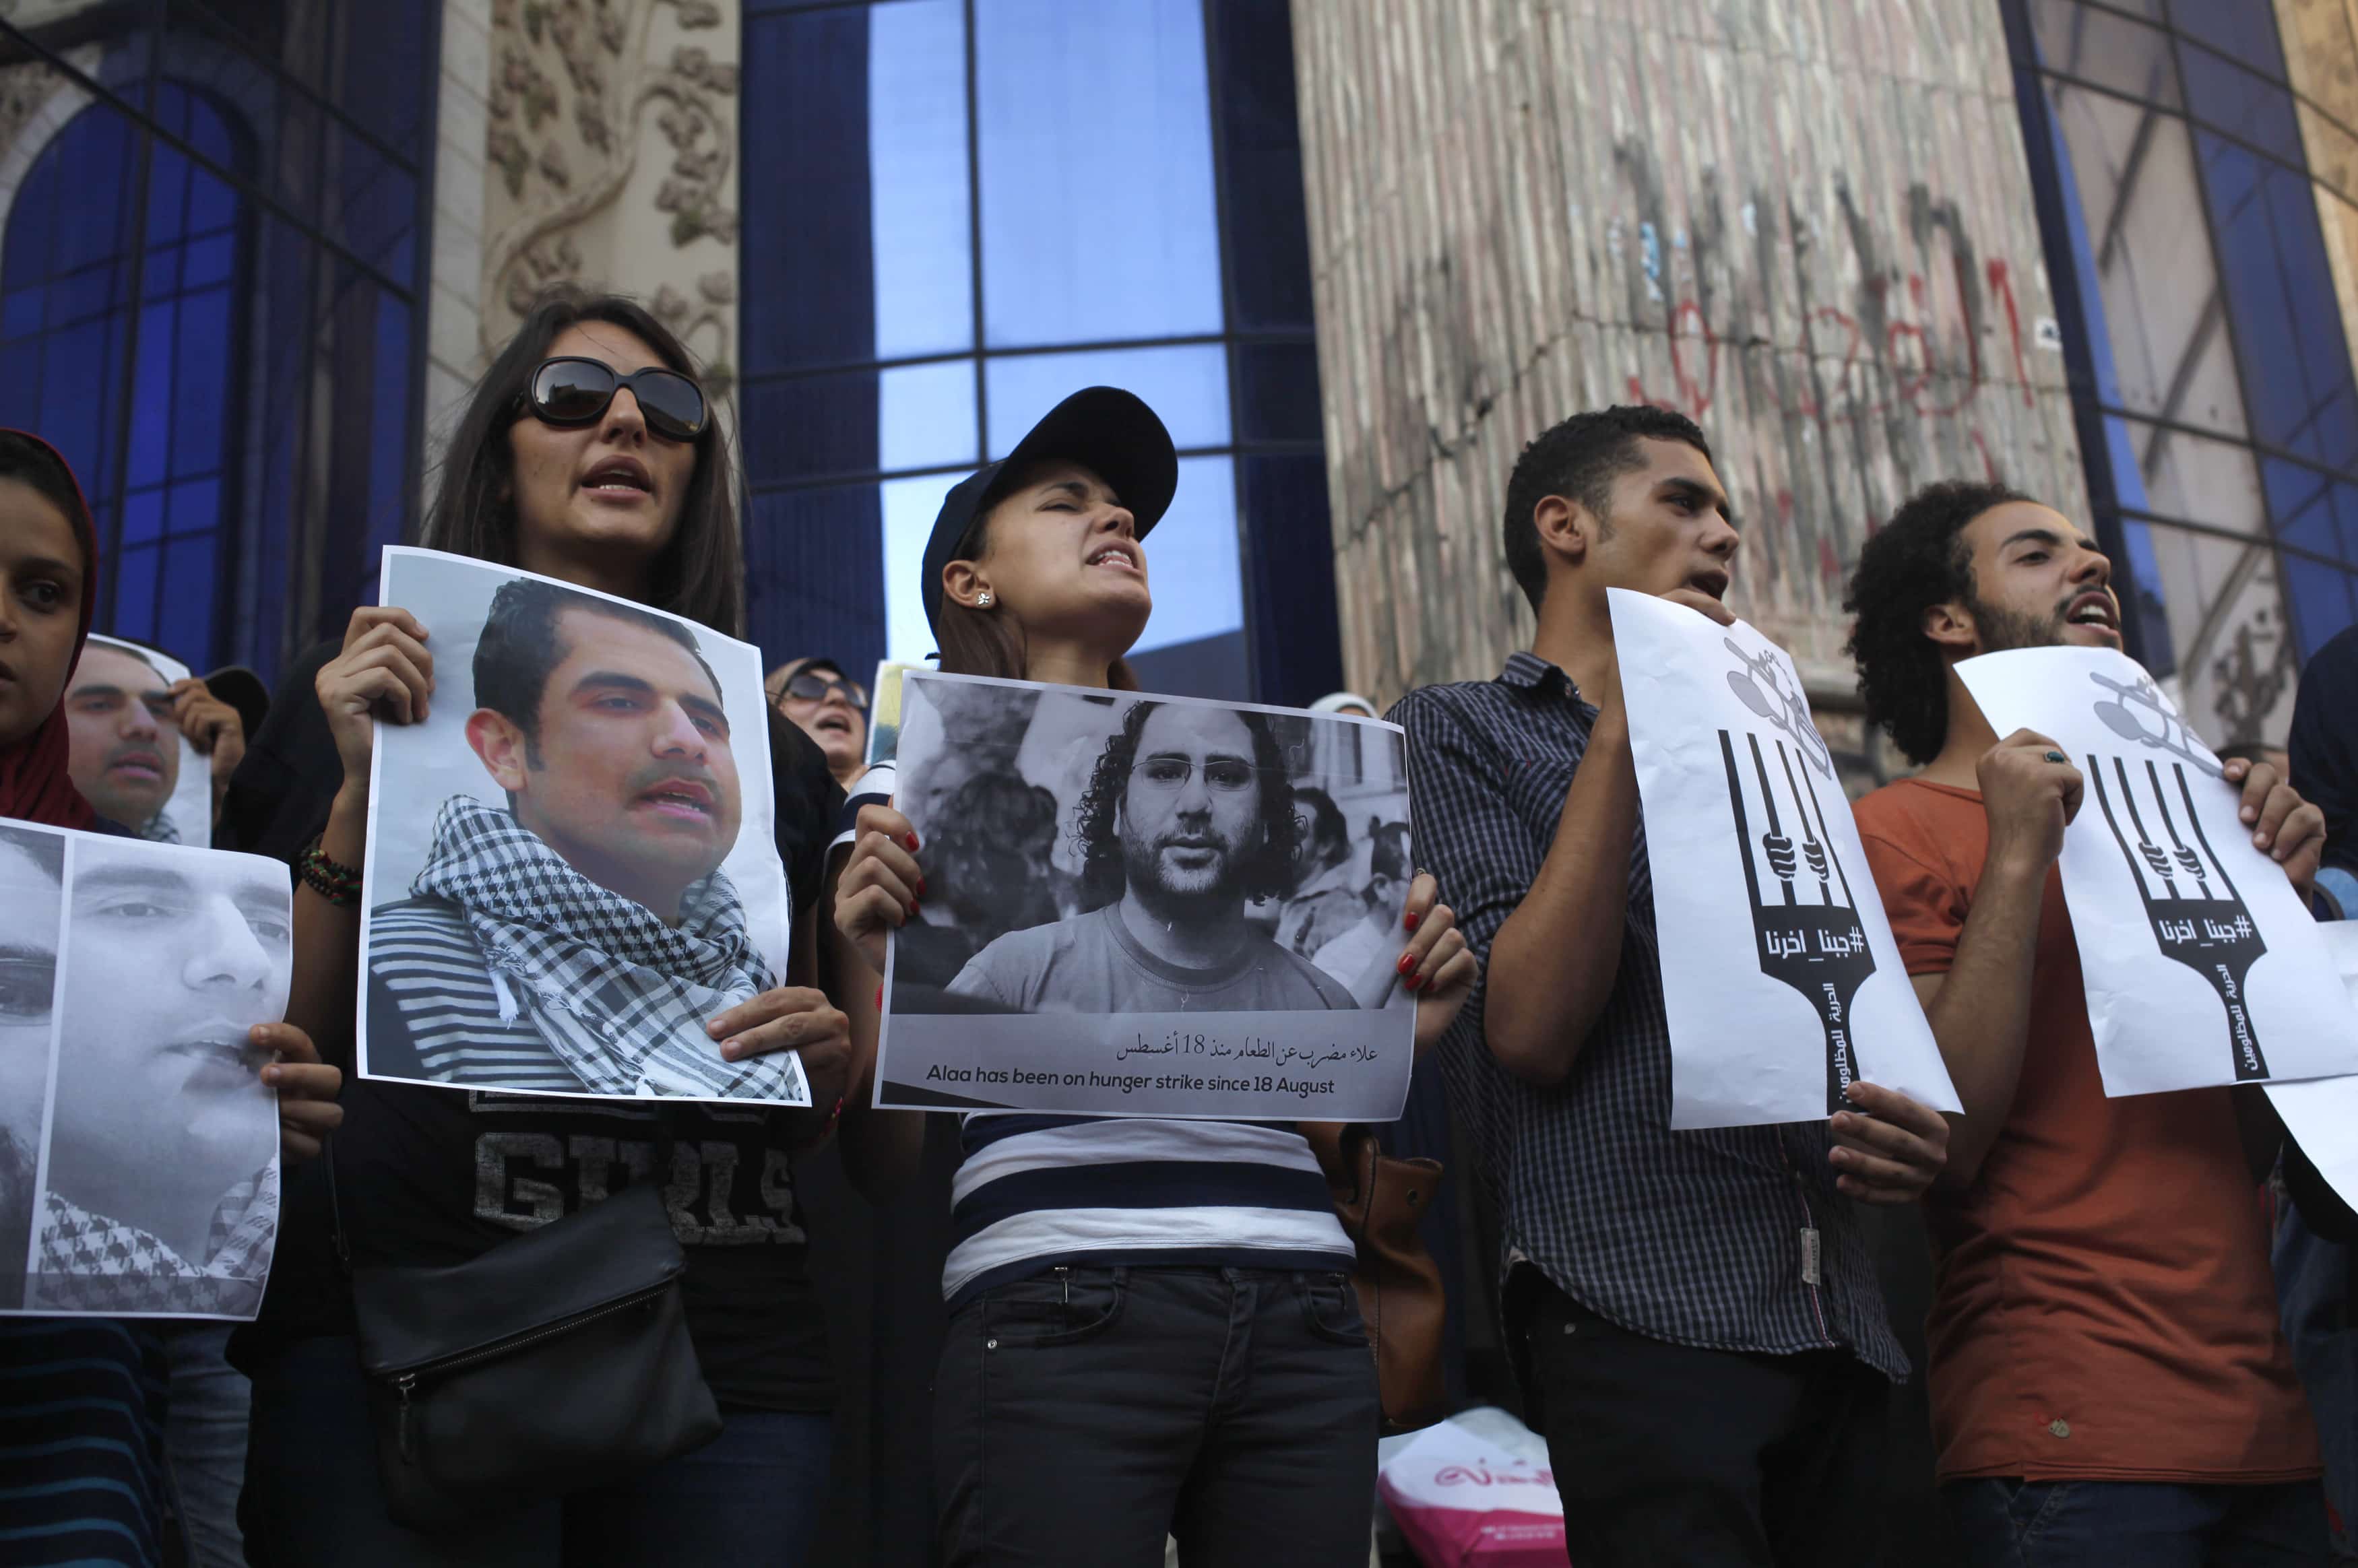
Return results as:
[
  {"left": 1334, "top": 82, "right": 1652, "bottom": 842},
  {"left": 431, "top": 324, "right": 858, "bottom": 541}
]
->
[{"left": 327, "top": 1106, "right": 682, "bottom": 1279}]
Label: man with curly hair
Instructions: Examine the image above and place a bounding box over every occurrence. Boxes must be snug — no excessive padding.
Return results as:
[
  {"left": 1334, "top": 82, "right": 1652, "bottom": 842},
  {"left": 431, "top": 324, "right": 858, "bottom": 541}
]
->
[
  {"left": 1847, "top": 480, "right": 2332, "bottom": 1563},
  {"left": 947, "top": 699, "right": 1356, "bottom": 1013}
]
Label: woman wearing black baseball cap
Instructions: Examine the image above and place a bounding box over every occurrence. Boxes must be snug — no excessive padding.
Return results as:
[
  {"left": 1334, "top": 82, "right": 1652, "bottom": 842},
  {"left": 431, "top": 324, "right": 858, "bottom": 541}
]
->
[{"left": 831, "top": 388, "right": 1478, "bottom": 1565}]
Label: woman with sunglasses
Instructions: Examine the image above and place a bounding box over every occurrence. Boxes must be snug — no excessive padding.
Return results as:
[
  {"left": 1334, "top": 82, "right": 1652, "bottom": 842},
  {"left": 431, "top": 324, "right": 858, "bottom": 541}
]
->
[
  {"left": 223, "top": 291, "right": 849, "bottom": 1565},
  {"left": 765, "top": 658, "right": 869, "bottom": 789},
  {"left": 830, "top": 387, "right": 1479, "bottom": 1567}
]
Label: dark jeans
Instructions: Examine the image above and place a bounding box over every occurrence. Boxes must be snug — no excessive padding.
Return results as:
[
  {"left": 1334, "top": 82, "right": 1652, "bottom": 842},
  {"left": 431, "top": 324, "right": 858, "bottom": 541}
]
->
[
  {"left": 239, "top": 1336, "right": 831, "bottom": 1567},
  {"left": 1946, "top": 1478, "right": 2331, "bottom": 1567},
  {"left": 1515, "top": 1272, "right": 1890, "bottom": 1568},
  {"left": 933, "top": 1264, "right": 1379, "bottom": 1567}
]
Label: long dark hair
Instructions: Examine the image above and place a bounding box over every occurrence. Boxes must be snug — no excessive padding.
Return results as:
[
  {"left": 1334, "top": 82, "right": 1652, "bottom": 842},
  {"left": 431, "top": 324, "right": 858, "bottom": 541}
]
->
[
  {"left": 933, "top": 480, "right": 1140, "bottom": 690},
  {"left": 421, "top": 288, "right": 746, "bottom": 636}
]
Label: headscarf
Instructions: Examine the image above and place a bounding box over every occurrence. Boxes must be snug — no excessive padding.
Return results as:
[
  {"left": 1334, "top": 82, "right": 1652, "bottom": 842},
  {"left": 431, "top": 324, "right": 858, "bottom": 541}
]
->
[{"left": 0, "top": 430, "right": 97, "bottom": 830}]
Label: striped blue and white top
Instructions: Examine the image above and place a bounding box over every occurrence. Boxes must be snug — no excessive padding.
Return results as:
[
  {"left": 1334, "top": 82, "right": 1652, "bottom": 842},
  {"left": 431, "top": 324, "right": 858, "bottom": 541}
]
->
[{"left": 838, "top": 762, "right": 1354, "bottom": 1304}]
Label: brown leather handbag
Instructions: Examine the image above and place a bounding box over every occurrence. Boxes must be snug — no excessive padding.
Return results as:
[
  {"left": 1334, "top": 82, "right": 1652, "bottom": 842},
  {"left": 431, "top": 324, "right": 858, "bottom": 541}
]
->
[{"left": 1302, "top": 1120, "right": 1448, "bottom": 1434}]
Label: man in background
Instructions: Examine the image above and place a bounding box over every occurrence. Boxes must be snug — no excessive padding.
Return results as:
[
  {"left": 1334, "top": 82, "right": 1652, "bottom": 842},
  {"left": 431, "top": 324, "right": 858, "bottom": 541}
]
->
[
  {"left": 63, "top": 639, "right": 247, "bottom": 843},
  {"left": 767, "top": 657, "right": 868, "bottom": 790}
]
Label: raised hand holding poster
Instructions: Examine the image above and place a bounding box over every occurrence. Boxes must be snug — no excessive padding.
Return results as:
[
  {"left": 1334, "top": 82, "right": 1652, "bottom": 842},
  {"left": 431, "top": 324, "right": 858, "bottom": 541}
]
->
[
  {"left": 358, "top": 548, "right": 807, "bottom": 1105},
  {"left": 872, "top": 671, "right": 1419, "bottom": 1119},
  {"left": 1610, "top": 589, "right": 1958, "bottom": 1129},
  {"left": 0, "top": 824, "right": 289, "bottom": 1319},
  {"left": 1955, "top": 646, "right": 2358, "bottom": 1095}
]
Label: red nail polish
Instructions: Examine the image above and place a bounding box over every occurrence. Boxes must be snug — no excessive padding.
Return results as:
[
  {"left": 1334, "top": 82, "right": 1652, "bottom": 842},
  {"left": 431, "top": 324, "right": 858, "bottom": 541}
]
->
[
  {"left": 907, "top": 901, "right": 920, "bottom": 918},
  {"left": 1403, "top": 910, "right": 1420, "bottom": 932},
  {"left": 875, "top": 985, "right": 884, "bottom": 1009},
  {"left": 905, "top": 833, "right": 920, "bottom": 852},
  {"left": 1406, "top": 973, "right": 1424, "bottom": 991},
  {"left": 1397, "top": 952, "right": 1417, "bottom": 975},
  {"left": 916, "top": 877, "right": 928, "bottom": 896}
]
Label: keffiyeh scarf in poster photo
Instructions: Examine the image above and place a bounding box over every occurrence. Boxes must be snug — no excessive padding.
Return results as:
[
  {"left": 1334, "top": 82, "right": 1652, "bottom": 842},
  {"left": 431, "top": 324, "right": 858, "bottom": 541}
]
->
[
  {"left": 411, "top": 796, "right": 798, "bottom": 1100},
  {"left": 36, "top": 1164, "right": 278, "bottom": 1316}
]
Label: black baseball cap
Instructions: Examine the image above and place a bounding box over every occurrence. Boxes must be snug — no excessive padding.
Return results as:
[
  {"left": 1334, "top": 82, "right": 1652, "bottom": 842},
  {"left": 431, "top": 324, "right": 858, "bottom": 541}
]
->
[{"left": 919, "top": 387, "right": 1178, "bottom": 641}]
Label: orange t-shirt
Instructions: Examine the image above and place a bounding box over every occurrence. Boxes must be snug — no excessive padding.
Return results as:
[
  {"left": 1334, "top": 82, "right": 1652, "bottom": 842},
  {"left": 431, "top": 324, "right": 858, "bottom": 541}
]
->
[{"left": 1855, "top": 778, "right": 2318, "bottom": 1484}]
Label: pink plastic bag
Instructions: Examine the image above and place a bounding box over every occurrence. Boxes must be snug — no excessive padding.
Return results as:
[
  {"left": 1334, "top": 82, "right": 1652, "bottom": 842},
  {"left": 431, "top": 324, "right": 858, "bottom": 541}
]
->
[{"left": 1377, "top": 1418, "right": 1566, "bottom": 1566}]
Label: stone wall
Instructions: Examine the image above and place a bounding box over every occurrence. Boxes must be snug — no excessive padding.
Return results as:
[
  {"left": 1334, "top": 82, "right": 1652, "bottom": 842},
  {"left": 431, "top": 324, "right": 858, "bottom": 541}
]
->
[{"left": 1288, "top": 0, "right": 2089, "bottom": 707}]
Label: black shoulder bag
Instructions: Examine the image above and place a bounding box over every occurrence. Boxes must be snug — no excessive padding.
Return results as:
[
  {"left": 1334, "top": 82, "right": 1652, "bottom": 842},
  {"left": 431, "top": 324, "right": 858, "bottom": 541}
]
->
[{"left": 329, "top": 1118, "right": 724, "bottom": 1530}]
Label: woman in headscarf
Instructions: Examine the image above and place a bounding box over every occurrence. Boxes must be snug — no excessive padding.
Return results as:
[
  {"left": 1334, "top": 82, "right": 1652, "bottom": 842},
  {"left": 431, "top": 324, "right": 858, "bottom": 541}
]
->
[{"left": 0, "top": 429, "right": 343, "bottom": 1567}]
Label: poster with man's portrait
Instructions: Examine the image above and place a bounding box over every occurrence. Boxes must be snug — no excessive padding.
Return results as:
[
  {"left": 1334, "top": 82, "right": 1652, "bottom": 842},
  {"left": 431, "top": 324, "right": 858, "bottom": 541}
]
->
[
  {"left": 65, "top": 635, "right": 210, "bottom": 847},
  {"left": 358, "top": 548, "right": 807, "bottom": 1105},
  {"left": 0, "top": 823, "right": 289, "bottom": 1319},
  {"left": 874, "top": 672, "right": 1419, "bottom": 1119}
]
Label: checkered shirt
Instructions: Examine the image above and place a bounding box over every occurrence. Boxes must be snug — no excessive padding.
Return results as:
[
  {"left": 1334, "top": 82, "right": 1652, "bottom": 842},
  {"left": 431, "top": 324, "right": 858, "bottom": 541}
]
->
[
  {"left": 1393, "top": 653, "right": 1906, "bottom": 1378},
  {"left": 35, "top": 1160, "right": 279, "bottom": 1317}
]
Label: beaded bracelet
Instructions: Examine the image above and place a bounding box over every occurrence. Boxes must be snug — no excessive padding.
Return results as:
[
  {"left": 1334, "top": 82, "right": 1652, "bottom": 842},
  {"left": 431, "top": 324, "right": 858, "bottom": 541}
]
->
[{"left": 298, "top": 836, "right": 364, "bottom": 908}]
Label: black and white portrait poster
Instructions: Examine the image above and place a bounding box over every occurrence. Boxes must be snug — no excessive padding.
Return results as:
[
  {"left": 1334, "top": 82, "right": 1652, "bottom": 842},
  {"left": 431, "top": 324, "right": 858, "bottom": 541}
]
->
[
  {"left": 0, "top": 822, "right": 288, "bottom": 1319},
  {"left": 1610, "top": 589, "right": 1959, "bottom": 1130},
  {"left": 67, "top": 634, "right": 209, "bottom": 847},
  {"left": 358, "top": 548, "right": 807, "bottom": 1106},
  {"left": 1957, "top": 646, "right": 2358, "bottom": 1096},
  {"left": 873, "top": 672, "right": 1418, "bottom": 1119}
]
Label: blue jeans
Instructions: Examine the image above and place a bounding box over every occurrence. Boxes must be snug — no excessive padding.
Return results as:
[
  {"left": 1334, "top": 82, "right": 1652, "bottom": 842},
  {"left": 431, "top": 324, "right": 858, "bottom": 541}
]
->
[
  {"left": 1946, "top": 1478, "right": 2330, "bottom": 1567},
  {"left": 241, "top": 1336, "right": 832, "bottom": 1567},
  {"left": 160, "top": 1323, "right": 249, "bottom": 1568},
  {"left": 933, "top": 1265, "right": 1379, "bottom": 1567}
]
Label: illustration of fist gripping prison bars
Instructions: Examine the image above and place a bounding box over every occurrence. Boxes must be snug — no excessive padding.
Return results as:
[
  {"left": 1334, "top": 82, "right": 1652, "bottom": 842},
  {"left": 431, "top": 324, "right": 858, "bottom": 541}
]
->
[
  {"left": 1717, "top": 730, "right": 1880, "bottom": 1115},
  {"left": 2086, "top": 755, "right": 2272, "bottom": 1082}
]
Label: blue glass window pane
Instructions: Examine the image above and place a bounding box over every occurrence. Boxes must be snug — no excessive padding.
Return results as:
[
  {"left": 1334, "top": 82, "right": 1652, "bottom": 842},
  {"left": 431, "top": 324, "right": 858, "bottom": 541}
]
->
[
  {"left": 146, "top": 143, "right": 192, "bottom": 246},
  {"left": 741, "top": 8, "right": 881, "bottom": 373},
  {"left": 2167, "top": 0, "right": 2287, "bottom": 81},
  {"left": 2283, "top": 559, "right": 2357, "bottom": 661},
  {"left": 984, "top": 344, "right": 1231, "bottom": 458},
  {"left": 2, "top": 290, "right": 40, "bottom": 341},
  {"left": 127, "top": 302, "right": 176, "bottom": 490},
  {"left": 1235, "top": 340, "right": 1321, "bottom": 443},
  {"left": 870, "top": 0, "right": 972, "bottom": 360},
  {"left": 974, "top": 0, "right": 1222, "bottom": 346},
  {"left": 52, "top": 264, "right": 115, "bottom": 329},
  {"left": 121, "top": 488, "right": 164, "bottom": 546},
  {"left": 746, "top": 486, "right": 888, "bottom": 679},
  {"left": 183, "top": 234, "right": 234, "bottom": 290},
  {"left": 2112, "top": 514, "right": 2178, "bottom": 677},
  {"left": 2266, "top": 459, "right": 2340, "bottom": 562},
  {"left": 2200, "top": 133, "right": 2358, "bottom": 469},
  {"left": 2030, "top": 1, "right": 2180, "bottom": 107},
  {"left": 1210, "top": 0, "right": 1316, "bottom": 333},
  {"left": 369, "top": 295, "right": 413, "bottom": 564},
  {"left": 881, "top": 360, "right": 979, "bottom": 472},
  {"left": 882, "top": 471, "right": 963, "bottom": 665},
  {"left": 110, "top": 542, "right": 159, "bottom": 641},
  {"left": 1133, "top": 455, "right": 1243, "bottom": 655},
  {"left": 742, "top": 370, "right": 883, "bottom": 487},
  {"left": 2177, "top": 42, "right": 2301, "bottom": 163},
  {"left": 173, "top": 297, "right": 230, "bottom": 478},
  {"left": 157, "top": 531, "right": 216, "bottom": 661},
  {"left": 168, "top": 478, "right": 221, "bottom": 539}
]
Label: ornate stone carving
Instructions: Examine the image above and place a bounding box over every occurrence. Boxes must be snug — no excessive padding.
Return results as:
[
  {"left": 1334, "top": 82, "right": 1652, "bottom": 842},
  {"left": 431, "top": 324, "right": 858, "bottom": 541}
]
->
[{"left": 478, "top": 0, "right": 740, "bottom": 395}]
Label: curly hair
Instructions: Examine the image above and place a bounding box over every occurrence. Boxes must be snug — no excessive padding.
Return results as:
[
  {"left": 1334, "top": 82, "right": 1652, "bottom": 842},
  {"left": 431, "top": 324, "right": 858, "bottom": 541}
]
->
[
  {"left": 1844, "top": 479, "right": 2029, "bottom": 766},
  {"left": 1503, "top": 405, "right": 1714, "bottom": 613},
  {"left": 1072, "top": 700, "right": 1301, "bottom": 909}
]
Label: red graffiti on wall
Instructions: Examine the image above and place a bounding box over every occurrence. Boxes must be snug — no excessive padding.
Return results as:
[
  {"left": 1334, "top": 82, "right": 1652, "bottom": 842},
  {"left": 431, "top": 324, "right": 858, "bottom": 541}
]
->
[{"left": 1624, "top": 257, "right": 2035, "bottom": 430}]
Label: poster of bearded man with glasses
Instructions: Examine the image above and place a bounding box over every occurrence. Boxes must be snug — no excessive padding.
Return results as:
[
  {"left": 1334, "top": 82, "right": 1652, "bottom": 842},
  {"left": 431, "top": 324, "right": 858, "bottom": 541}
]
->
[{"left": 872, "top": 672, "right": 1418, "bottom": 1121}]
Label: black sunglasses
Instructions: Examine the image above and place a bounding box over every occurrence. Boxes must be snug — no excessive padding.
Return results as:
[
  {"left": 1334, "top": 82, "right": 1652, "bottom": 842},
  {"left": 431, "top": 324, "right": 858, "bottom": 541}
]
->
[
  {"left": 771, "top": 671, "right": 868, "bottom": 711},
  {"left": 519, "top": 357, "right": 709, "bottom": 443}
]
